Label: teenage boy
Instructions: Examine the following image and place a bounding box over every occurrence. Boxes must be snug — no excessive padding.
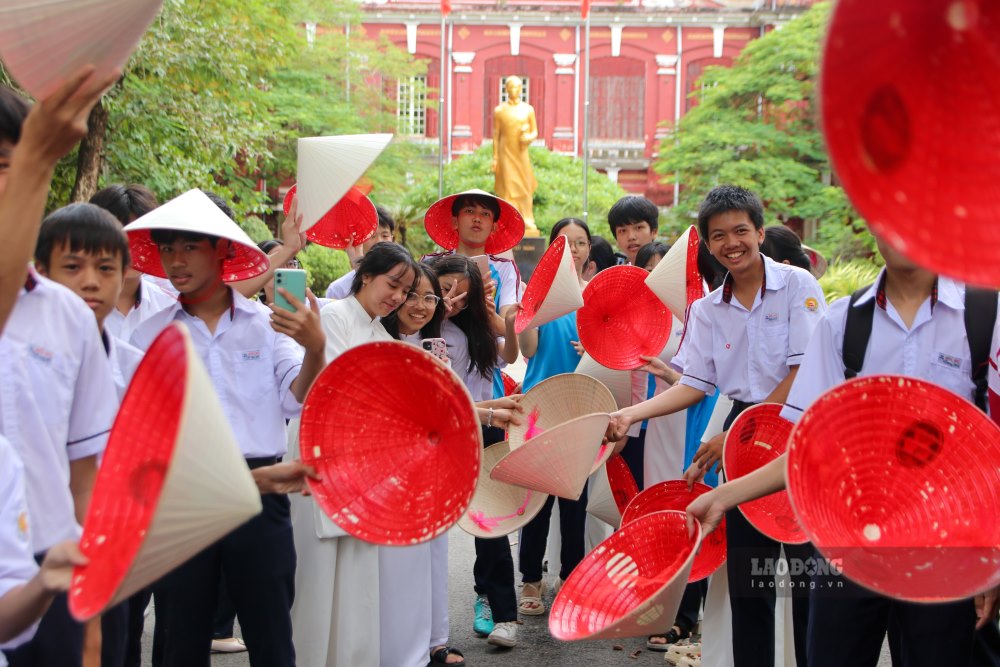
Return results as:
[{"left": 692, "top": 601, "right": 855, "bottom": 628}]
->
[
  {"left": 688, "top": 235, "right": 1000, "bottom": 667},
  {"left": 610, "top": 185, "right": 826, "bottom": 667},
  {"left": 128, "top": 190, "right": 326, "bottom": 666},
  {"left": 608, "top": 195, "right": 658, "bottom": 266},
  {"left": 325, "top": 204, "right": 395, "bottom": 299},
  {"left": 0, "top": 82, "right": 121, "bottom": 667}
]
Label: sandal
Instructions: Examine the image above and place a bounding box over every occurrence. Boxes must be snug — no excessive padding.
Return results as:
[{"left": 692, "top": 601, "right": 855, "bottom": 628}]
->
[
  {"left": 429, "top": 645, "right": 465, "bottom": 665},
  {"left": 518, "top": 580, "right": 546, "bottom": 616},
  {"left": 647, "top": 626, "right": 688, "bottom": 652}
]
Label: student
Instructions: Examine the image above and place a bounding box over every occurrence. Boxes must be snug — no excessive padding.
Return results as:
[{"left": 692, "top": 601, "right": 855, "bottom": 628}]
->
[
  {"left": 608, "top": 195, "right": 659, "bottom": 266},
  {"left": 582, "top": 235, "right": 619, "bottom": 281},
  {"left": 688, "top": 235, "right": 1000, "bottom": 667},
  {"left": 610, "top": 185, "right": 826, "bottom": 667},
  {"left": 325, "top": 204, "right": 396, "bottom": 299},
  {"left": 515, "top": 218, "right": 591, "bottom": 617},
  {"left": 761, "top": 225, "right": 811, "bottom": 272},
  {"left": 128, "top": 191, "right": 325, "bottom": 667}
]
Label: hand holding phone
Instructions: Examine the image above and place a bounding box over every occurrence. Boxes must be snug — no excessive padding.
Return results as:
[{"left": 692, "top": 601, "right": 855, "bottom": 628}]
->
[
  {"left": 274, "top": 269, "right": 307, "bottom": 312},
  {"left": 421, "top": 337, "right": 451, "bottom": 367}
]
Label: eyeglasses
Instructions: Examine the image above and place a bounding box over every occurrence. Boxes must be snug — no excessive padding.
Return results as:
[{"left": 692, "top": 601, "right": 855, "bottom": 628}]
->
[
  {"left": 569, "top": 240, "right": 590, "bottom": 249},
  {"left": 406, "top": 292, "right": 442, "bottom": 307}
]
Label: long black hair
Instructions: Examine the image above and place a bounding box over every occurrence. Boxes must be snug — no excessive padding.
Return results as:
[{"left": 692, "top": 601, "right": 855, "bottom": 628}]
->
[
  {"left": 761, "top": 226, "right": 811, "bottom": 271},
  {"left": 430, "top": 254, "right": 496, "bottom": 379},
  {"left": 350, "top": 242, "right": 419, "bottom": 295},
  {"left": 382, "top": 262, "right": 445, "bottom": 340}
]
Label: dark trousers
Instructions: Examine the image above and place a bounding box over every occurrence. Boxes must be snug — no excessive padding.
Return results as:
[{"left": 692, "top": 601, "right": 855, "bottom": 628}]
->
[
  {"left": 151, "top": 491, "right": 296, "bottom": 667},
  {"left": 620, "top": 429, "right": 646, "bottom": 491},
  {"left": 124, "top": 588, "right": 153, "bottom": 667},
  {"left": 518, "top": 488, "right": 588, "bottom": 583},
  {"left": 675, "top": 580, "right": 708, "bottom": 635},
  {"left": 212, "top": 575, "right": 238, "bottom": 639},
  {"left": 473, "top": 425, "right": 517, "bottom": 623},
  {"left": 100, "top": 600, "right": 129, "bottom": 667},
  {"left": 973, "top": 622, "right": 1000, "bottom": 667},
  {"left": 3, "top": 582, "right": 83, "bottom": 666},
  {"left": 808, "top": 573, "right": 975, "bottom": 667}
]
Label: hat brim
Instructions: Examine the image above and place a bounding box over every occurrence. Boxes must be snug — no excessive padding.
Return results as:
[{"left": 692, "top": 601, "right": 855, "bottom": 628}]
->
[
  {"left": 508, "top": 373, "right": 617, "bottom": 451},
  {"left": 514, "top": 235, "right": 584, "bottom": 334},
  {"left": 458, "top": 441, "right": 549, "bottom": 538},
  {"left": 645, "top": 226, "right": 706, "bottom": 320},
  {"left": 423, "top": 189, "right": 525, "bottom": 255},
  {"left": 284, "top": 185, "right": 379, "bottom": 250},
  {"left": 585, "top": 455, "right": 639, "bottom": 529}
]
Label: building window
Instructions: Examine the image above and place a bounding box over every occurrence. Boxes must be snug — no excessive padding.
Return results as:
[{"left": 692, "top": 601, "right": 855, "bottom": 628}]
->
[
  {"left": 397, "top": 75, "right": 427, "bottom": 136},
  {"left": 499, "top": 76, "right": 530, "bottom": 104}
]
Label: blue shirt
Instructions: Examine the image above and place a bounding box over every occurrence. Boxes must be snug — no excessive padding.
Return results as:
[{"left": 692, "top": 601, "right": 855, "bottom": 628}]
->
[{"left": 522, "top": 312, "right": 580, "bottom": 392}]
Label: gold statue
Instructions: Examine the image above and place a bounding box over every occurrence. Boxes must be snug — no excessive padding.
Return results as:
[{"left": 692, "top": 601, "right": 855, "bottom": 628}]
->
[{"left": 492, "top": 75, "right": 540, "bottom": 236}]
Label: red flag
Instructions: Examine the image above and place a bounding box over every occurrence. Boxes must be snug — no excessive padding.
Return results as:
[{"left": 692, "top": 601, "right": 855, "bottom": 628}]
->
[
  {"left": 581, "top": 0, "right": 590, "bottom": 19},
  {"left": 442, "top": 0, "right": 451, "bottom": 16}
]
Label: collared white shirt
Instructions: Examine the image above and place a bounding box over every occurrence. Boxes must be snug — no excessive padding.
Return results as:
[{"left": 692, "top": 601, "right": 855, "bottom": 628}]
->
[
  {"left": 0, "top": 269, "right": 117, "bottom": 552},
  {"left": 442, "top": 320, "right": 503, "bottom": 402},
  {"left": 674, "top": 255, "right": 826, "bottom": 403},
  {"left": 325, "top": 270, "right": 355, "bottom": 300},
  {"left": 104, "top": 330, "right": 144, "bottom": 402},
  {"left": 319, "top": 294, "right": 393, "bottom": 363},
  {"left": 783, "top": 272, "right": 983, "bottom": 424},
  {"left": 131, "top": 289, "right": 304, "bottom": 458},
  {"left": 422, "top": 250, "right": 523, "bottom": 310},
  {"left": 0, "top": 436, "right": 39, "bottom": 655},
  {"left": 104, "top": 276, "right": 178, "bottom": 341}
]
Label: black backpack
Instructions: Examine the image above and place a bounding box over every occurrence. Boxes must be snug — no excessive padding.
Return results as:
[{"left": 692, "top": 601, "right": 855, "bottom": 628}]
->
[{"left": 842, "top": 284, "right": 997, "bottom": 411}]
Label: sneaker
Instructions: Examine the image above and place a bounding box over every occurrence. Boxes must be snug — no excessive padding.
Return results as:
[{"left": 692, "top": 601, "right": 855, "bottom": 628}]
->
[
  {"left": 210, "top": 637, "right": 247, "bottom": 653},
  {"left": 487, "top": 621, "right": 517, "bottom": 647},
  {"left": 473, "top": 595, "right": 494, "bottom": 637}
]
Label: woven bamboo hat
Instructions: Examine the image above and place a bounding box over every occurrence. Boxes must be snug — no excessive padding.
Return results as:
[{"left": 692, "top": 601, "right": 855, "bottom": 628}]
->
[
  {"left": 575, "top": 353, "right": 632, "bottom": 411},
  {"left": 458, "top": 441, "right": 549, "bottom": 538},
  {"left": 585, "top": 455, "right": 639, "bottom": 529},
  {"left": 723, "top": 403, "right": 806, "bottom": 544},
  {"left": 490, "top": 413, "right": 611, "bottom": 500},
  {"left": 549, "top": 510, "right": 701, "bottom": 640},
  {"left": 644, "top": 226, "right": 708, "bottom": 320},
  {"left": 300, "top": 341, "right": 482, "bottom": 545},
  {"left": 283, "top": 185, "right": 377, "bottom": 250},
  {"left": 68, "top": 323, "right": 262, "bottom": 621},
  {"left": 514, "top": 235, "right": 584, "bottom": 334},
  {"left": 787, "top": 375, "right": 1000, "bottom": 601},
  {"left": 507, "top": 373, "right": 616, "bottom": 452},
  {"left": 622, "top": 480, "right": 726, "bottom": 582},
  {"left": 423, "top": 189, "right": 525, "bottom": 255}
]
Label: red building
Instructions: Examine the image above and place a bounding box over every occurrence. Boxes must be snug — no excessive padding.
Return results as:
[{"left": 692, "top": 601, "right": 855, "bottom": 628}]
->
[{"left": 359, "top": 0, "right": 816, "bottom": 205}]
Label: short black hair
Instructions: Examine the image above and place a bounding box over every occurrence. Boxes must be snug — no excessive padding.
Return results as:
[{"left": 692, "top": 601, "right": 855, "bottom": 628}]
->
[
  {"left": 0, "top": 87, "right": 30, "bottom": 145},
  {"left": 375, "top": 204, "right": 396, "bottom": 233},
  {"left": 762, "top": 225, "right": 811, "bottom": 271},
  {"left": 90, "top": 184, "right": 159, "bottom": 225},
  {"left": 258, "top": 238, "right": 283, "bottom": 254},
  {"left": 697, "top": 185, "right": 765, "bottom": 240},
  {"left": 549, "top": 217, "right": 591, "bottom": 245},
  {"left": 350, "top": 242, "right": 419, "bottom": 295},
  {"left": 587, "top": 236, "right": 617, "bottom": 274},
  {"left": 149, "top": 229, "right": 220, "bottom": 247},
  {"left": 451, "top": 194, "right": 501, "bottom": 222},
  {"left": 607, "top": 195, "right": 659, "bottom": 235},
  {"left": 35, "top": 203, "right": 130, "bottom": 270},
  {"left": 635, "top": 242, "right": 670, "bottom": 270}
]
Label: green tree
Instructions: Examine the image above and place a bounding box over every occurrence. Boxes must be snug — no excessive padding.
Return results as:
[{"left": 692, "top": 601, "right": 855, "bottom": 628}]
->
[{"left": 654, "top": 1, "right": 873, "bottom": 261}]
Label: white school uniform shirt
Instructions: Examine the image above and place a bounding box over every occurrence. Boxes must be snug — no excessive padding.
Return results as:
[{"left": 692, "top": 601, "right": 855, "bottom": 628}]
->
[
  {"left": 782, "top": 272, "right": 984, "bottom": 424},
  {"left": 0, "top": 269, "right": 117, "bottom": 553},
  {"left": 442, "top": 319, "right": 504, "bottom": 402},
  {"left": 130, "top": 288, "right": 304, "bottom": 458},
  {"left": 325, "top": 270, "right": 355, "bottom": 300},
  {"left": 0, "top": 436, "right": 40, "bottom": 657},
  {"left": 422, "top": 250, "right": 522, "bottom": 311},
  {"left": 673, "top": 255, "right": 827, "bottom": 403},
  {"left": 104, "top": 277, "right": 177, "bottom": 341},
  {"left": 104, "top": 331, "right": 144, "bottom": 401}
]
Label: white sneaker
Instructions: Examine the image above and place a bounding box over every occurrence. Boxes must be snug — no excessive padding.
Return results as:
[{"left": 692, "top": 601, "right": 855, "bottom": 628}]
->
[{"left": 487, "top": 621, "right": 517, "bottom": 647}]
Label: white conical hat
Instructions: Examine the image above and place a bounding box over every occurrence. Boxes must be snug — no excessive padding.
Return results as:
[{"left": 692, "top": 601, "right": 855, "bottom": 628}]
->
[
  {"left": 549, "top": 510, "right": 701, "bottom": 640},
  {"left": 296, "top": 134, "right": 393, "bottom": 232},
  {"left": 645, "top": 225, "right": 708, "bottom": 320},
  {"left": 125, "top": 189, "right": 269, "bottom": 282},
  {"left": 508, "top": 373, "right": 616, "bottom": 451},
  {"left": 457, "top": 441, "right": 549, "bottom": 539},
  {"left": 575, "top": 353, "right": 632, "bottom": 411},
  {"left": 514, "top": 235, "right": 584, "bottom": 334},
  {"left": 489, "top": 414, "right": 610, "bottom": 500},
  {"left": 68, "top": 322, "right": 262, "bottom": 621},
  {"left": 0, "top": 0, "right": 163, "bottom": 99},
  {"left": 586, "top": 454, "right": 640, "bottom": 529}
]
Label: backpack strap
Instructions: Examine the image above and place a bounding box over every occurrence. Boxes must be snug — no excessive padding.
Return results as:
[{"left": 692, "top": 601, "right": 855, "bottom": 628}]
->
[
  {"left": 964, "top": 287, "right": 998, "bottom": 412},
  {"left": 842, "top": 285, "right": 876, "bottom": 379}
]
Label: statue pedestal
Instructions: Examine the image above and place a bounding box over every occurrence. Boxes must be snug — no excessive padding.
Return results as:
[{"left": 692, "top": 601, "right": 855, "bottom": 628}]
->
[{"left": 512, "top": 236, "right": 547, "bottom": 283}]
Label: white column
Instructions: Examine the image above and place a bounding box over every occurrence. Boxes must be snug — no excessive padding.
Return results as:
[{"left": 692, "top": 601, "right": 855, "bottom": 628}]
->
[
  {"left": 509, "top": 23, "right": 522, "bottom": 56},
  {"left": 405, "top": 22, "right": 419, "bottom": 55},
  {"left": 713, "top": 25, "right": 725, "bottom": 59},
  {"left": 611, "top": 23, "right": 624, "bottom": 57}
]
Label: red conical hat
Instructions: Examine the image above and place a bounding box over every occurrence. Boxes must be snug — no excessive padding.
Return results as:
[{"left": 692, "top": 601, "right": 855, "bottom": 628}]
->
[
  {"left": 283, "top": 185, "right": 378, "bottom": 250},
  {"left": 0, "top": 0, "right": 162, "bottom": 99},
  {"left": 457, "top": 441, "right": 548, "bottom": 538},
  {"left": 423, "top": 189, "right": 525, "bottom": 255},
  {"left": 549, "top": 510, "right": 701, "bottom": 640},
  {"left": 723, "top": 403, "right": 806, "bottom": 544},
  {"left": 821, "top": 0, "right": 1000, "bottom": 285},
  {"left": 514, "top": 235, "right": 584, "bottom": 334},
  {"left": 577, "top": 266, "right": 672, "bottom": 370},
  {"left": 489, "top": 414, "right": 610, "bottom": 500},
  {"left": 621, "top": 480, "right": 726, "bottom": 582},
  {"left": 585, "top": 455, "right": 639, "bottom": 529},
  {"left": 300, "top": 341, "right": 481, "bottom": 545},
  {"left": 644, "top": 226, "right": 707, "bottom": 320},
  {"left": 68, "top": 323, "right": 262, "bottom": 621},
  {"left": 787, "top": 375, "right": 1000, "bottom": 601}
]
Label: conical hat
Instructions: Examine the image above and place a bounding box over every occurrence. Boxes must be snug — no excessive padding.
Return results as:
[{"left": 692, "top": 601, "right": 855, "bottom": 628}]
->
[
  {"left": 283, "top": 185, "right": 378, "bottom": 250},
  {"left": 423, "top": 189, "right": 525, "bottom": 255},
  {"left": 68, "top": 322, "right": 262, "bottom": 621},
  {"left": 644, "top": 226, "right": 707, "bottom": 320},
  {"left": 508, "top": 373, "right": 616, "bottom": 451},
  {"left": 125, "top": 189, "right": 269, "bottom": 282},
  {"left": 0, "top": 0, "right": 162, "bottom": 99},
  {"left": 723, "top": 403, "right": 806, "bottom": 544},
  {"left": 296, "top": 134, "right": 392, "bottom": 233},
  {"left": 300, "top": 341, "right": 481, "bottom": 545},
  {"left": 585, "top": 455, "right": 639, "bottom": 529},
  {"left": 787, "top": 375, "right": 1000, "bottom": 602},
  {"left": 821, "top": 0, "right": 1000, "bottom": 285},
  {"left": 575, "top": 353, "right": 632, "bottom": 411},
  {"left": 577, "top": 266, "right": 672, "bottom": 370},
  {"left": 457, "top": 441, "right": 549, "bottom": 538},
  {"left": 514, "top": 236, "right": 584, "bottom": 334},
  {"left": 621, "top": 480, "right": 726, "bottom": 582},
  {"left": 549, "top": 510, "right": 701, "bottom": 640},
  {"left": 801, "top": 244, "right": 828, "bottom": 279},
  {"left": 489, "top": 414, "right": 610, "bottom": 500}
]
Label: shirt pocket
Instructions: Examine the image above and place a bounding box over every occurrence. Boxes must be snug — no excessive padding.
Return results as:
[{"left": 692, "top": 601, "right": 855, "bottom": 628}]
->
[
  {"left": 927, "top": 350, "right": 974, "bottom": 398},
  {"left": 232, "top": 348, "right": 275, "bottom": 402},
  {"left": 758, "top": 321, "right": 790, "bottom": 365},
  {"left": 24, "top": 344, "right": 75, "bottom": 417}
]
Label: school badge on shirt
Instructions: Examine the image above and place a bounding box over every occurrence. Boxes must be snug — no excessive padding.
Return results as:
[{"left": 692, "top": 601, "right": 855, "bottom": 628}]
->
[
  {"left": 16, "top": 510, "right": 29, "bottom": 543},
  {"left": 804, "top": 297, "right": 819, "bottom": 312}
]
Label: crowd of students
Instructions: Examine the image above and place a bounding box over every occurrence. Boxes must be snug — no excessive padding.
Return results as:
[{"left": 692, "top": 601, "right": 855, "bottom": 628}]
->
[{"left": 0, "top": 64, "right": 999, "bottom": 667}]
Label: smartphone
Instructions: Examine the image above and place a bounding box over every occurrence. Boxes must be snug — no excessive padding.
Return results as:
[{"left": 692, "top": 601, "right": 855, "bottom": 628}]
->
[
  {"left": 274, "top": 269, "right": 307, "bottom": 312},
  {"left": 421, "top": 337, "right": 451, "bottom": 367},
  {"left": 470, "top": 254, "right": 490, "bottom": 280}
]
